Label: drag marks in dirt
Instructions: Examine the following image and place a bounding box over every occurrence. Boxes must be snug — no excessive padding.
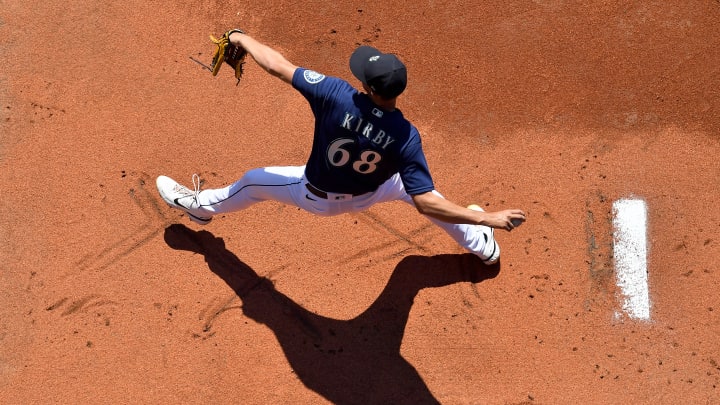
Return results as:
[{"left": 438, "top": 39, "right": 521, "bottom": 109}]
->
[
  {"left": 36, "top": 173, "right": 177, "bottom": 354},
  {"left": 42, "top": 295, "right": 119, "bottom": 350},
  {"left": 349, "top": 211, "right": 435, "bottom": 261},
  {"left": 46, "top": 295, "right": 118, "bottom": 319},
  {"left": 195, "top": 294, "right": 242, "bottom": 336},
  {"left": 74, "top": 172, "right": 171, "bottom": 275}
]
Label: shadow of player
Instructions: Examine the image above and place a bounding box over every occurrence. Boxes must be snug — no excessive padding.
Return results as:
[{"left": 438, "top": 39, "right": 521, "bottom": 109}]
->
[{"left": 164, "top": 224, "right": 500, "bottom": 405}]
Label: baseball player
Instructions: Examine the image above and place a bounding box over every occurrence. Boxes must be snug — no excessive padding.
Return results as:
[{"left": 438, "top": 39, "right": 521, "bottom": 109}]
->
[{"left": 157, "top": 30, "right": 526, "bottom": 264}]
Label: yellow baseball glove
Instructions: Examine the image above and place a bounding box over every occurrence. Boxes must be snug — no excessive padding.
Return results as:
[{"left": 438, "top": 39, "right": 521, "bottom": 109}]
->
[{"left": 210, "top": 29, "right": 247, "bottom": 85}]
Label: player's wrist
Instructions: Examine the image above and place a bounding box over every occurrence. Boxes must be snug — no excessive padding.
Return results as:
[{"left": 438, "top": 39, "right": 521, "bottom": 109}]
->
[{"left": 227, "top": 29, "right": 245, "bottom": 45}]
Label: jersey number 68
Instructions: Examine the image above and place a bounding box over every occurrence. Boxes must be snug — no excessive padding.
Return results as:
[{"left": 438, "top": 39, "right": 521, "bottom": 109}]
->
[{"left": 327, "top": 138, "right": 382, "bottom": 174}]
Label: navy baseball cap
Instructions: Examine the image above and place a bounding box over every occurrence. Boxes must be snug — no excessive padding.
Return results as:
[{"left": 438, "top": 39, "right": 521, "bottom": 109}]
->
[{"left": 349, "top": 46, "right": 407, "bottom": 99}]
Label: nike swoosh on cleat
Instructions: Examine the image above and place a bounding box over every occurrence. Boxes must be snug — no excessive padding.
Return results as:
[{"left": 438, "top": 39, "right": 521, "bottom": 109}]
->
[
  {"left": 172, "top": 197, "right": 210, "bottom": 222},
  {"left": 174, "top": 198, "right": 189, "bottom": 209}
]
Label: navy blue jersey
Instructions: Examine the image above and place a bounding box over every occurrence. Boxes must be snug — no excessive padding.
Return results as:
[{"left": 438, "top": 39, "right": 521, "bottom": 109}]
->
[{"left": 292, "top": 68, "right": 434, "bottom": 196}]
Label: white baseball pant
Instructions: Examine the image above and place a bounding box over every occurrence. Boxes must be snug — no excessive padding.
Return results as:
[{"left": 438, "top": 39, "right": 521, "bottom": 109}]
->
[{"left": 196, "top": 165, "right": 490, "bottom": 256}]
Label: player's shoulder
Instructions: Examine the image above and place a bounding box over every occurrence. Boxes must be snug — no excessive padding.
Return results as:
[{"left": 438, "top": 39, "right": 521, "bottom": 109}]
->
[
  {"left": 293, "top": 68, "right": 349, "bottom": 89},
  {"left": 296, "top": 68, "right": 327, "bottom": 85}
]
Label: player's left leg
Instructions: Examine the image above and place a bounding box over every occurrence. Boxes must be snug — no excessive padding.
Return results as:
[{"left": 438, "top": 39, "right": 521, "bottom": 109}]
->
[
  {"left": 363, "top": 176, "right": 499, "bottom": 264},
  {"left": 157, "top": 166, "right": 310, "bottom": 224},
  {"left": 157, "top": 174, "right": 214, "bottom": 225},
  {"left": 399, "top": 191, "right": 499, "bottom": 264}
]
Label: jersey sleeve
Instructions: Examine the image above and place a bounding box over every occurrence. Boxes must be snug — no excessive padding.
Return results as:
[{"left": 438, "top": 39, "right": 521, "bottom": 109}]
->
[{"left": 398, "top": 138, "right": 435, "bottom": 195}]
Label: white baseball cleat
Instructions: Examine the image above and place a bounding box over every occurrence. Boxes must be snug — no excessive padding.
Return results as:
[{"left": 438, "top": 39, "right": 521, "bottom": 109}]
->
[
  {"left": 468, "top": 204, "right": 500, "bottom": 265},
  {"left": 156, "top": 174, "right": 213, "bottom": 225}
]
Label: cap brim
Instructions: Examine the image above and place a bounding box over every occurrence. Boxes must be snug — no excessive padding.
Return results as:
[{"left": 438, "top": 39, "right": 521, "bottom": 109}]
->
[{"left": 349, "top": 45, "right": 381, "bottom": 84}]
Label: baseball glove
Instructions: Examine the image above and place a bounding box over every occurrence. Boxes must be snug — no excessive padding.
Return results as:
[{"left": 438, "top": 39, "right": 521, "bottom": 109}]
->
[{"left": 210, "top": 29, "right": 247, "bottom": 85}]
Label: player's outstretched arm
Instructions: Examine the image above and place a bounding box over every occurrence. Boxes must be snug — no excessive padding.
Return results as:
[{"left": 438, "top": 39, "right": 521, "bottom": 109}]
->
[
  {"left": 228, "top": 32, "right": 298, "bottom": 83},
  {"left": 411, "top": 191, "right": 525, "bottom": 231}
]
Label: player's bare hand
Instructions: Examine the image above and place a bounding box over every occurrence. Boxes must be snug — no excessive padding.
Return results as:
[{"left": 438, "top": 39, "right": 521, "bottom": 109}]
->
[{"left": 486, "top": 209, "right": 526, "bottom": 231}]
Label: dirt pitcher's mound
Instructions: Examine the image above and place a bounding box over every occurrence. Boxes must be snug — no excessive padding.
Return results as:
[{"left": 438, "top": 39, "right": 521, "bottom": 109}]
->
[{"left": 1, "top": 1, "right": 719, "bottom": 404}]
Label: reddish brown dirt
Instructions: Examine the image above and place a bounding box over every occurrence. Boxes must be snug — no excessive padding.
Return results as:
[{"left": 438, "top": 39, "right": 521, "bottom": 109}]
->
[{"left": 1, "top": 1, "right": 719, "bottom": 404}]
